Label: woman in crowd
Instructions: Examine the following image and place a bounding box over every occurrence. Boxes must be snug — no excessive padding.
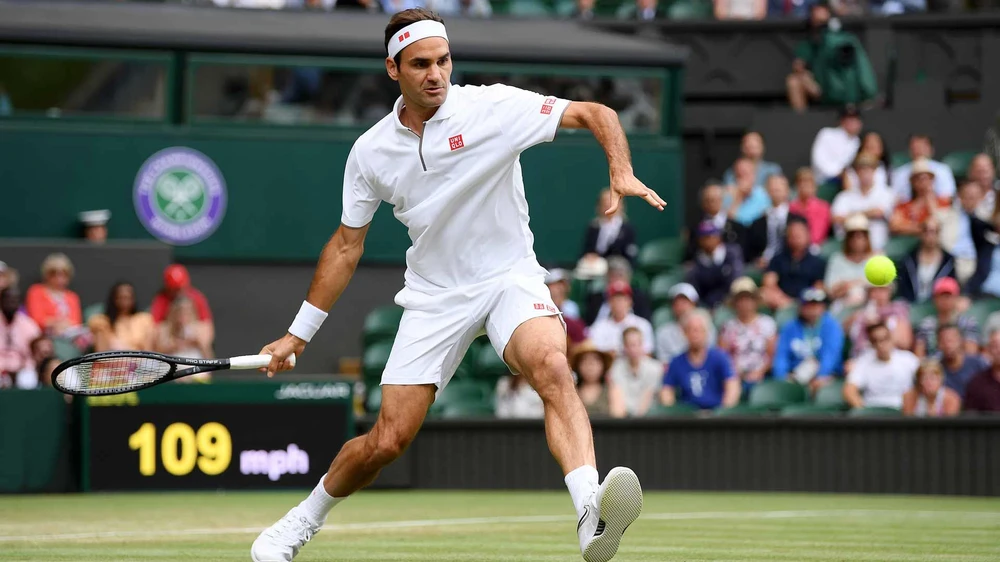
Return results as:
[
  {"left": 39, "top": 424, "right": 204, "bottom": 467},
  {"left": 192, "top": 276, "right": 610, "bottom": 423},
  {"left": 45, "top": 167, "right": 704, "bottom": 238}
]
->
[
  {"left": 972, "top": 204, "right": 1000, "bottom": 299},
  {"left": 845, "top": 283, "right": 912, "bottom": 358},
  {"left": 902, "top": 359, "right": 961, "bottom": 417},
  {"left": 155, "top": 296, "right": 213, "bottom": 360},
  {"left": 845, "top": 131, "right": 891, "bottom": 193},
  {"left": 494, "top": 374, "right": 544, "bottom": 419},
  {"left": 718, "top": 277, "right": 776, "bottom": 391},
  {"left": 895, "top": 217, "right": 957, "bottom": 302},
  {"left": 788, "top": 167, "right": 831, "bottom": 247},
  {"left": 571, "top": 340, "right": 614, "bottom": 418},
  {"left": 824, "top": 214, "right": 874, "bottom": 314},
  {"left": 25, "top": 253, "right": 84, "bottom": 340},
  {"left": 580, "top": 188, "right": 638, "bottom": 266},
  {"left": 90, "top": 282, "right": 156, "bottom": 352}
]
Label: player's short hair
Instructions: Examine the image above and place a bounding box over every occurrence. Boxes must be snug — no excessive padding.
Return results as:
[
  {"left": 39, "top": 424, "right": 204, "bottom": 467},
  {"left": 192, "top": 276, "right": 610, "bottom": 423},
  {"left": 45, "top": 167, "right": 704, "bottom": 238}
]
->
[{"left": 385, "top": 9, "right": 445, "bottom": 67}]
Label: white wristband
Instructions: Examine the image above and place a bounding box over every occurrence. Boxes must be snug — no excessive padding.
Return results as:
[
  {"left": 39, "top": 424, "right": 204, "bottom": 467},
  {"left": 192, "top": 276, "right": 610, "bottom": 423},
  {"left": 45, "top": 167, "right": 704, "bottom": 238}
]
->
[{"left": 288, "top": 301, "right": 328, "bottom": 343}]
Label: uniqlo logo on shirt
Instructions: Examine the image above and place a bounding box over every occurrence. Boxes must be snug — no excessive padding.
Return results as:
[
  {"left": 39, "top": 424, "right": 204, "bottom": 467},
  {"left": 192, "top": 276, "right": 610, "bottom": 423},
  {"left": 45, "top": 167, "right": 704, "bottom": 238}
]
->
[
  {"left": 544, "top": 97, "right": 557, "bottom": 105},
  {"left": 540, "top": 105, "right": 553, "bottom": 115},
  {"left": 448, "top": 134, "right": 465, "bottom": 151},
  {"left": 533, "top": 303, "right": 546, "bottom": 310},
  {"left": 398, "top": 31, "right": 410, "bottom": 42}
]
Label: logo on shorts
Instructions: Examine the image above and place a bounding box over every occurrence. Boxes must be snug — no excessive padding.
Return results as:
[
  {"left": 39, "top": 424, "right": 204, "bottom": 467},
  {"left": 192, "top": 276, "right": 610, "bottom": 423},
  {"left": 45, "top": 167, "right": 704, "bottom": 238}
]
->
[
  {"left": 541, "top": 97, "right": 556, "bottom": 115},
  {"left": 449, "top": 134, "right": 465, "bottom": 151},
  {"left": 134, "top": 147, "right": 227, "bottom": 246}
]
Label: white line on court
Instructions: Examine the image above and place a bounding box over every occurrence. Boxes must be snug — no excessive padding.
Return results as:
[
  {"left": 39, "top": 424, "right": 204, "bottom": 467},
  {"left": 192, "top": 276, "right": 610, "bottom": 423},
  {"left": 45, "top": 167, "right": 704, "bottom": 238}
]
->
[{"left": 1, "top": 509, "right": 997, "bottom": 542}]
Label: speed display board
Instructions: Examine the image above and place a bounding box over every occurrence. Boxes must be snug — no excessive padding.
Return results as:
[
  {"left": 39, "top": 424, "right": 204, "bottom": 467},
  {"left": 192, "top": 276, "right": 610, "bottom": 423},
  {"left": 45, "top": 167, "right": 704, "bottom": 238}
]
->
[{"left": 82, "top": 381, "right": 353, "bottom": 491}]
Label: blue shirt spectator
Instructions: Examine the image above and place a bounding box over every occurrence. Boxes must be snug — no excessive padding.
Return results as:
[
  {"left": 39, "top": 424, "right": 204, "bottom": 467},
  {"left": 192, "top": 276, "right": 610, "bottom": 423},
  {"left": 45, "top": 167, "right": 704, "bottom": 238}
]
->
[
  {"left": 772, "top": 288, "right": 844, "bottom": 383},
  {"left": 661, "top": 314, "right": 740, "bottom": 410},
  {"left": 762, "top": 215, "right": 827, "bottom": 310}
]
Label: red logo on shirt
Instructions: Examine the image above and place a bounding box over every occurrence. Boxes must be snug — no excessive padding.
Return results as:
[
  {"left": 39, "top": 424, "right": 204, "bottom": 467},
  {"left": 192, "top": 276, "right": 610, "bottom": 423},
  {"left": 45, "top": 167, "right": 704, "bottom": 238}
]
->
[
  {"left": 398, "top": 31, "right": 411, "bottom": 42},
  {"left": 448, "top": 134, "right": 465, "bottom": 151},
  {"left": 544, "top": 97, "right": 557, "bottom": 105},
  {"left": 540, "top": 105, "right": 553, "bottom": 115},
  {"left": 546, "top": 305, "right": 558, "bottom": 313},
  {"left": 533, "top": 303, "right": 546, "bottom": 310}
]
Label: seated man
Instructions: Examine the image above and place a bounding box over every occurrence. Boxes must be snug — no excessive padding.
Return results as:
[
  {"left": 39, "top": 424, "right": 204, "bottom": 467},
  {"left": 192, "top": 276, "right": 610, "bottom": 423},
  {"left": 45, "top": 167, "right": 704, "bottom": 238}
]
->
[
  {"left": 584, "top": 256, "right": 653, "bottom": 325},
  {"left": 654, "top": 283, "right": 716, "bottom": 362},
  {"left": 914, "top": 277, "right": 979, "bottom": 358},
  {"left": 588, "top": 280, "right": 654, "bottom": 356},
  {"left": 894, "top": 217, "right": 957, "bottom": 303},
  {"left": 889, "top": 159, "right": 952, "bottom": 237},
  {"left": 940, "top": 180, "right": 995, "bottom": 287},
  {"left": 962, "top": 330, "right": 1000, "bottom": 413},
  {"left": 686, "top": 221, "right": 744, "bottom": 309},
  {"left": 608, "top": 327, "right": 664, "bottom": 418},
  {"left": 761, "top": 215, "right": 827, "bottom": 310},
  {"left": 772, "top": 288, "right": 844, "bottom": 390},
  {"left": 660, "top": 314, "right": 740, "bottom": 410},
  {"left": 150, "top": 264, "right": 215, "bottom": 346},
  {"left": 967, "top": 153, "right": 997, "bottom": 220},
  {"left": 810, "top": 105, "right": 862, "bottom": 185},
  {"left": 0, "top": 286, "right": 42, "bottom": 389},
  {"left": 936, "top": 323, "right": 987, "bottom": 396},
  {"left": 889, "top": 133, "right": 958, "bottom": 203},
  {"left": 830, "top": 153, "right": 894, "bottom": 251},
  {"left": 844, "top": 321, "right": 920, "bottom": 409},
  {"left": 684, "top": 181, "right": 745, "bottom": 263}
]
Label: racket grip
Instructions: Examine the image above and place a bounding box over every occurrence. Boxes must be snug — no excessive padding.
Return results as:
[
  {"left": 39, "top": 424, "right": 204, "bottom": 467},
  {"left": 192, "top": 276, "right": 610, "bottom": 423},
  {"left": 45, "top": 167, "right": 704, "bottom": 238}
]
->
[{"left": 230, "top": 353, "right": 297, "bottom": 370}]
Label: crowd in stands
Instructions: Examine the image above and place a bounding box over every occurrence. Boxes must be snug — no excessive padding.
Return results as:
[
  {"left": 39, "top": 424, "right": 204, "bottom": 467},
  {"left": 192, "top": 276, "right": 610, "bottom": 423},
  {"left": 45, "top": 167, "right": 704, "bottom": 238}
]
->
[
  {"left": 492, "top": 116, "right": 1000, "bottom": 419},
  {"left": 0, "top": 258, "right": 216, "bottom": 389}
]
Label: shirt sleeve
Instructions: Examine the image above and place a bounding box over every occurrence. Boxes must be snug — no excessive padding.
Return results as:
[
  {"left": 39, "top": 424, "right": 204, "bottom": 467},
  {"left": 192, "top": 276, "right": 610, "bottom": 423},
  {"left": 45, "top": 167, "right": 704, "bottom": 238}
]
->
[
  {"left": 663, "top": 358, "right": 678, "bottom": 388},
  {"left": 830, "top": 193, "right": 848, "bottom": 218},
  {"left": 486, "top": 84, "right": 570, "bottom": 154},
  {"left": 772, "top": 327, "right": 791, "bottom": 380},
  {"left": 935, "top": 161, "right": 957, "bottom": 199},
  {"left": 847, "top": 357, "right": 867, "bottom": 388},
  {"left": 811, "top": 129, "right": 845, "bottom": 181},
  {"left": 641, "top": 320, "right": 655, "bottom": 355},
  {"left": 717, "top": 350, "right": 735, "bottom": 381},
  {"left": 891, "top": 165, "right": 912, "bottom": 202},
  {"left": 341, "top": 145, "right": 381, "bottom": 228}
]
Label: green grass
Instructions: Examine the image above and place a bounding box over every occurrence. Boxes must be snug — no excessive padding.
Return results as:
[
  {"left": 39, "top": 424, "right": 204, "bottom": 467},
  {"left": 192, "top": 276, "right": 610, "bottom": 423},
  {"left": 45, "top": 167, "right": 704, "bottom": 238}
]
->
[{"left": 0, "top": 491, "right": 998, "bottom": 561}]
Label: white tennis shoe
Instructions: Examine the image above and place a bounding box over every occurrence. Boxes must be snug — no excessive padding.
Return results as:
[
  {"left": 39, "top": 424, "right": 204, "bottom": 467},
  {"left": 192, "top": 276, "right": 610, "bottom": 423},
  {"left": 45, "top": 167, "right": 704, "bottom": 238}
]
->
[
  {"left": 577, "top": 466, "right": 643, "bottom": 562},
  {"left": 250, "top": 507, "right": 321, "bottom": 562}
]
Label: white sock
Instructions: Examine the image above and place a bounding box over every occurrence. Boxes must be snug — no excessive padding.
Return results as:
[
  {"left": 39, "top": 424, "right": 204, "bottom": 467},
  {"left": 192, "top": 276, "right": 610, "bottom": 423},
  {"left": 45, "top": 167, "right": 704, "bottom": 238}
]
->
[
  {"left": 297, "top": 476, "right": 344, "bottom": 525},
  {"left": 564, "top": 465, "right": 599, "bottom": 518}
]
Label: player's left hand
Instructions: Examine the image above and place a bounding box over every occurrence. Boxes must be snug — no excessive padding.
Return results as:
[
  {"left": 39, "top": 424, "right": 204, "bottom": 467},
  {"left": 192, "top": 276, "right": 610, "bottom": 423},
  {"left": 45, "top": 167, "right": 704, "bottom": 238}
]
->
[{"left": 607, "top": 173, "right": 666, "bottom": 215}]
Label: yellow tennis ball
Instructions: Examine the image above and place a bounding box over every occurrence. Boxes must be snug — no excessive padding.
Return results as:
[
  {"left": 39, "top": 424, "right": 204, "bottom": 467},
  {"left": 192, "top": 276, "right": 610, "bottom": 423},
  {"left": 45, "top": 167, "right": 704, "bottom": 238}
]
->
[{"left": 865, "top": 255, "right": 897, "bottom": 286}]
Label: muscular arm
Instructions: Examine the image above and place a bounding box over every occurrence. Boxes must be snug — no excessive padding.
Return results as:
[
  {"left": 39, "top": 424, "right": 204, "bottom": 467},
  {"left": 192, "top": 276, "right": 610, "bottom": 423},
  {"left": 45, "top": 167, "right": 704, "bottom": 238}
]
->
[{"left": 305, "top": 223, "right": 370, "bottom": 312}]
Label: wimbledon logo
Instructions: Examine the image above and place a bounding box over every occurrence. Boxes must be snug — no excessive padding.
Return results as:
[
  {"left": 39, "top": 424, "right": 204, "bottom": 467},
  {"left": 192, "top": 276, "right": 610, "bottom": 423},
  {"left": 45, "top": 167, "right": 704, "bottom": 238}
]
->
[{"left": 134, "top": 147, "right": 227, "bottom": 246}]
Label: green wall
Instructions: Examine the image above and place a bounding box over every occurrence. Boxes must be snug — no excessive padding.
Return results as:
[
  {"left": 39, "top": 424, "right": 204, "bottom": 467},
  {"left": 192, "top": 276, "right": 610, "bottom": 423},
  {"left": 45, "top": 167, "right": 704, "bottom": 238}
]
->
[{"left": 1, "top": 122, "right": 682, "bottom": 264}]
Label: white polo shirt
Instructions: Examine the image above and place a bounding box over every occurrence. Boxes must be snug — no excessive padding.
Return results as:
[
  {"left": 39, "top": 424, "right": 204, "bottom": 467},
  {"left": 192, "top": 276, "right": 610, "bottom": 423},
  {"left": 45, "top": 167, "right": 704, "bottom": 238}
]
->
[
  {"left": 341, "top": 84, "right": 571, "bottom": 293},
  {"left": 848, "top": 349, "right": 919, "bottom": 408},
  {"left": 830, "top": 186, "right": 895, "bottom": 250}
]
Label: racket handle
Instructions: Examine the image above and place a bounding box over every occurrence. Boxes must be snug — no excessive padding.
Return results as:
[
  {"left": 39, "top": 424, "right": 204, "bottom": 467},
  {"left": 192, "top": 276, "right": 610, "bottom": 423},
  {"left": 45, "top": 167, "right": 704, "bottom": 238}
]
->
[{"left": 230, "top": 353, "right": 297, "bottom": 370}]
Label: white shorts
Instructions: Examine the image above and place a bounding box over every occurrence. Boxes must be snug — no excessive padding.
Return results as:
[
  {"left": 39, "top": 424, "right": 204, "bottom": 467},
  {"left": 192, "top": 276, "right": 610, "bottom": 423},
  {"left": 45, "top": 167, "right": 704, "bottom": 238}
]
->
[{"left": 381, "top": 273, "right": 563, "bottom": 390}]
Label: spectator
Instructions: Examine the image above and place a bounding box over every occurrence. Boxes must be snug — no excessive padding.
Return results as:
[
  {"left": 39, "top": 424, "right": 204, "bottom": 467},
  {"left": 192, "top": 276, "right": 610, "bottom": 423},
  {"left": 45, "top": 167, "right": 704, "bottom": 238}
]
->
[
  {"left": 973, "top": 205, "right": 1000, "bottom": 299},
  {"left": 89, "top": 282, "right": 156, "bottom": 352},
  {"left": 425, "top": 0, "right": 492, "bottom": 17},
  {"left": 719, "top": 277, "right": 777, "bottom": 391},
  {"left": 495, "top": 375, "right": 544, "bottom": 419},
  {"left": 786, "top": 2, "right": 831, "bottom": 112},
  {"left": 844, "top": 131, "right": 891, "bottom": 194},
  {"left": 570, "top": 0, "right": 596, "bottom": 18},
  {"left": 29, "top": 335, "right": 54, "bottom": 373},
  {"left": 844, "top": 321, "right": 919, "bottom": 409},
  {"left": 154, "top": 296, "right": 214, "bottom": 362},
  {"left": 936, "top": 323, "right": 987, "bottom": 396},
  {"left": 35, "top": 356, "right": 59, "bottom": 388},
  {"left": 745, "top": 174, "right": 791, "bottom": 268},
  {"left": 150, "top": 264, "right": 214, "bottom": 344},
  {"left": 724, "top": 157, "right": 771, "bottom": 227},
  {"left": 824, "top": 214, "right": 874, "bottom": 313},
  {"left": 571, "top": 340, "right": 614, "bottom": 417},
  {"left": 585, "top": 257, "right": 653, "bottom": 325},
  {"left": 685, "top": 181, "right": 745, "bottom": 263},
  {"left": 0, "top": 286, "right": 42, "bottom": 389},
  {"left": 580, "top": 188, "right": 638, "bottom": 266},
  {"left": 902, "top": 360, "right": 961, "bottom": 417},
  {"left": 618, "top": 0, "right": 666, "bottom": 20},
  {"left": 963, "top": 331, "right": 1000, "bottom": 413},
  {"left": 967, "top": 153, "right": 997, "bottom": 220},
  {"left": 588, "top": 280, "right": 654, "bottom": 356},
  {"left": 810, "top": 105, "right": 862, "bottom": 185},
  {"left": 941, "top": 180, "right": 995, "bottom": 287},
  {"left": 544, "top": 268, "right": 581, "bottom": 320},
  {"left": 661, "top": 313, "right": 740, "bottom": 410},
  {"left": 25, "top": 253, "right": 84, "bottom": 340},
  {"left": 788, "top": 167, "right": 832, "bottom": 247},
  {"left": 844, "top": 283, "right": 912, "bottom": 358},
  {"left": 654, "top": 283, "right": 716, "bottom": 362},
  {"left": 890, "top": 159, "right": 953, "bottom": 236},
  {"left": 914, "top": 277, "right": 979, "bottom": 358},
  {"left": 889, "top": 134, "right": 957, "bottom": 203},
  {"left": 608, "top": 327, "right": 663, "bottom": 417},
  {"left": 78, "top": 209, "right": 110, "bottom": 245},
  {"left": 686, "top": 221, "right": 744, "bottom": 309},
  {"left": 831, "top": 153, "right": 894, "bottom": 251},
  {"left": 762, "top": 215, "right": 827, "bottom": 310},
  {"left": 772, "top": 288, "right": 844, "bottom": 389},
  {"left": 723, "top": 132, "right": 783, "bottom": 188},
  {"left": 714, "top": 0, "right": 766, "bottom": 19},
  {"left": 895, "top": 217, "right": 957, "bottom": 303}
]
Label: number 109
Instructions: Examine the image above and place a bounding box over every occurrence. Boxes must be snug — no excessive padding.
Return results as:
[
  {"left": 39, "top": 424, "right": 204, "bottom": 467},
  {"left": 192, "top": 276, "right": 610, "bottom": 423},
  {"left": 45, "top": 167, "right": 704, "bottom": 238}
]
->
[{"left": 128, "top": 422, "right": 232, "bottom": 477}]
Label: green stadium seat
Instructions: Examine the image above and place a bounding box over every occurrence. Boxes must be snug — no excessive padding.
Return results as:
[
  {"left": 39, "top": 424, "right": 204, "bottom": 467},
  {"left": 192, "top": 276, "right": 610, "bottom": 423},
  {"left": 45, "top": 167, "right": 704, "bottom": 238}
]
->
[
  {"left": 967, "top": 298, "right": 1000, "bottom": 328},
  {"left": 712, "top": 306, "right": 735, "bottom": 330},
  {"left": 83, "top": 302, "right": 105, "bottom": 323},
  {"left": 433, "top": 379, "right": 492, "bottom": 410},
  {"left": 774, "top": 305, "right": 799, "bottom": 328},
  {"left": 819, "top": 238, "right": 841, "bottom": 260},
  {"left": 942, "top": 150, "right": 977, "bottom": 181},
  {"left": 890, "top": 152, "right": 910, "bottom": 169},
  {"left": 817, "top": 181, "right": 840, "bottom": 203},
  {"left": 570, "top": 277, "right": 592, "bottom": 305},
  {"left": 748, "top": 380, "right": 807, "bottom": 410},
  {"left": 632, "top": 270, "right": 651, "bottom": 292},
  {"left": 646, "top": 402, "right": 698, "bottom": 417},
  {"left": 909, "top": 301, "right": 937, "bottom": 325},
  {"left": 650, "top": 270, "right": 686, "bottom": 308},
  {"left": 745, "top": 267, "right": 764, "bottom": 287},
  {"left": 362, "top": 341, "right": 393, "bottom": 387},
  {"left": 475, "top": 344, "right": 510, "bottom": 381},
  {"left": 638, "top": 238, "right": 684, "bottom": 276},
  {"left": 814, "top": 379, "right": 847, "bottom": 409},
  {"left": 555, "top": 0, "right": 577, "bottom": 15},
  {"left": 53, "top": 338, "right": 82, "bottom": 361},
  {"left": 366, "top": 386, "right": 382, "bottom": 413},
  {"left": 714, "top": 404, "right": 768, "bottom": 417},
  {"left": 362, "top": 306, "right": 404, "bottom": 346},
  {"left": 847, "top": 406, "right": 902, "bottom": 418},
  {"left": 780, "top": 403, "right": 842, "bottom": 417},
  {"left": 884, "top": 236, "right": 918, "bottom": 263},
  {"left": 667, "top": 0, "right": 713, "bottom": 18},
  {"left": 455, "top": 340, "right": 481, "bottom": 379},
  {"left": 508, "top": 0, "right": 552, "bottom": 16},
  {"left": 652, "top": 306, "right": 674, "bottom": 329},
  {"left": 440, "top": 402, "right": 496, "bottom": 418}
]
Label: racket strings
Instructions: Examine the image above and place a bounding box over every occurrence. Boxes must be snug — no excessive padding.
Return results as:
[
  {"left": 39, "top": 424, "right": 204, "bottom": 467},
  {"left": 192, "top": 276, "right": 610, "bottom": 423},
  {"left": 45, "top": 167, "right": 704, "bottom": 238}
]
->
[{"left": 55, "top": 356, "right": 173, "bottom": 395}]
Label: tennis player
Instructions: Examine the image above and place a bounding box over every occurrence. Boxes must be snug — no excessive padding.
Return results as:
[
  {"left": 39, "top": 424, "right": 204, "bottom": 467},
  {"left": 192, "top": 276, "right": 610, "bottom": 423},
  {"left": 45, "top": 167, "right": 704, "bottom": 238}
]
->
[{"left": 251, "top": 9, "right": 664, "bottom": 562}]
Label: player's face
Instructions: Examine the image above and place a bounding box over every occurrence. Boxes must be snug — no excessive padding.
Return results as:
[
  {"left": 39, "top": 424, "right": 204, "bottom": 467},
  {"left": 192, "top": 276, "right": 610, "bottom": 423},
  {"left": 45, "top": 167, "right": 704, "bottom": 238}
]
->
[{"left": 388, "top": 38, "right": 452, "bottom": 110}]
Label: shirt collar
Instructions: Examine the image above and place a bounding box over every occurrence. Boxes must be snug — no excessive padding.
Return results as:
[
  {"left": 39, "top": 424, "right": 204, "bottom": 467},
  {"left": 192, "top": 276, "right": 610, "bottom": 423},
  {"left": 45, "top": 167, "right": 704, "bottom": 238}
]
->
[{"left": 392, "top": 84, "right": 461, "bottom": 130}]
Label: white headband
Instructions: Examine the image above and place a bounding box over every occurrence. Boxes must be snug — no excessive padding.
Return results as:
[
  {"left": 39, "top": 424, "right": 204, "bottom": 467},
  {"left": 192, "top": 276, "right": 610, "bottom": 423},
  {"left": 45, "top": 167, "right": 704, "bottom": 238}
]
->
[{"left": 387, "top": 20, "right": 449, "bottom": 60}]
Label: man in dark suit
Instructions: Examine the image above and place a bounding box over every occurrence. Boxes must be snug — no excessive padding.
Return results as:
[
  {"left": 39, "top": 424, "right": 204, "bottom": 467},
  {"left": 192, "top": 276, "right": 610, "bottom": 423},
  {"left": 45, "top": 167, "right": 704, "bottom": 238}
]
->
[
  {"left": 686, "top": 221, "right": 744, "bottom": 309},
  {"left": 896, "top": 217, "right": 957, "bottom": 303},
  {"left": 685, "top": 180, "right": 746, "bottom": 264},
  {"left": 950, "top": 180, "right": 997, "bottom": 295},
  {"left": 581, "top": 189, "right": 639, "bottom": 267},
  {"left": 744, "top": 174, "right": 791, "bottom": 268}
]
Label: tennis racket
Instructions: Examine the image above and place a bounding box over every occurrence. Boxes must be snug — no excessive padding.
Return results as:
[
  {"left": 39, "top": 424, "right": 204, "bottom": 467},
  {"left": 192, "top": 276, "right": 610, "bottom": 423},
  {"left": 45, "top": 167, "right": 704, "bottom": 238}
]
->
[{"left": 51, "top": 351, "right": 296, "bottom": 396}]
